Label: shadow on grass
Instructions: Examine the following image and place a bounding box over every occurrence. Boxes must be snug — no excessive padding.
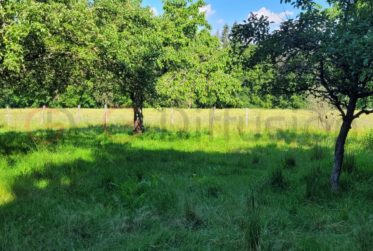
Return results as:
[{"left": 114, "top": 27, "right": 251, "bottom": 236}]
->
[{"left": 0, "top": 126, "right": 372, "bottom": 250}]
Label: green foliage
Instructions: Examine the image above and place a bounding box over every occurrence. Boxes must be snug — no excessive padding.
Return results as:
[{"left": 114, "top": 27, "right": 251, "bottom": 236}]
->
[
  {"left": 232, "top": 0, "right": 373, "bottom": 114},
  {"left": 0, "top": 0, "right": 306, "bottom": 109}
]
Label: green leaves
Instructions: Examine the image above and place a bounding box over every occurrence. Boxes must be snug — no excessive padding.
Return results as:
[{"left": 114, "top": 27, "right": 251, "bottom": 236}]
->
[{"left": 232, "top": 0, "right": 373, "bottom": 112}]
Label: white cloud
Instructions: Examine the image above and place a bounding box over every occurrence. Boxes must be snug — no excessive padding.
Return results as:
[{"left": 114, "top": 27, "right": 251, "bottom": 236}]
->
[
  {"left": 199, "top": 4, "right": 216, "bottom": 18},
  {"left": 150, "top": 7, "right": 159, "bottom": 16},
  {"left": 252, "top": 7, "right": 293, "bottom": 24}
]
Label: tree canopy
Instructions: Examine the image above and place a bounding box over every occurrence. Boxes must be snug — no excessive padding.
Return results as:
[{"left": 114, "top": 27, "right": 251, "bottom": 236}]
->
[
  {"left": 232, "top": 0, "right": 373, "bottom": 190},
  {"left": 0, "top": 0, "right": 306, "bottom": 110}
]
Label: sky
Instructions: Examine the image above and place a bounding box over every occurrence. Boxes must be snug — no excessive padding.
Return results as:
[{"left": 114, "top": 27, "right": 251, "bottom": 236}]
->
[{"left": 142, "top": 0, "right": 328, "bottom": 33}]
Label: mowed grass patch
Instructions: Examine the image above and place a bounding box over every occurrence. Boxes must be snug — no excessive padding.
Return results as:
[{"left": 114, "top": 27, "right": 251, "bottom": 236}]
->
[{"left": 0, "top": 122, "right": 372, "bottom": 250}]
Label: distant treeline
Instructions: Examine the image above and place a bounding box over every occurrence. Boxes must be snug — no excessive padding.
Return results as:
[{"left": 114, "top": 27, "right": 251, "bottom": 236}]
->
[{"left": 0, "top": 0, "right": 305, "bottom": 109}]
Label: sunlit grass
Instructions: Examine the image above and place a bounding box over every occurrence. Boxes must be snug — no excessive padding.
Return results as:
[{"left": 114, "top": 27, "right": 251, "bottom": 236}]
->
[
  {"left": 0, "top": 109, "right": 372, "bottom": 250},
  {"left": 0, "top": 108, "right": 372, "bottom": 133}
]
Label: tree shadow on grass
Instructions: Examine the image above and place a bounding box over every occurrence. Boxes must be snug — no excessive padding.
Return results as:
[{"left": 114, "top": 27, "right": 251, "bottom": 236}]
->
[{"left": 0, "top": 126, "right": 372, "bottom": 250}]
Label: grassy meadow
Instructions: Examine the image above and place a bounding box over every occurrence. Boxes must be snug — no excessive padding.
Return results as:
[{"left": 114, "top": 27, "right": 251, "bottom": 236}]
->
[{"left": 0, "top": 108, "right": 372, "bottom": 250}]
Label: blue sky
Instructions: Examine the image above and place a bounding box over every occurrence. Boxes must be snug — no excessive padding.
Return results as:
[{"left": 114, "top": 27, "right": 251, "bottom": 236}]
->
[{"left": 142, "top": 0, "right": 328, "bottom": 33}]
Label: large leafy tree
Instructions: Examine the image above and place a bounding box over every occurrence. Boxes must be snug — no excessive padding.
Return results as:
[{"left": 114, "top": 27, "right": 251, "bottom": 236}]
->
[
  {"left": 157, "top": 30, "right": 241, "bottom": 108},
  {"left": 232, "top": 0, "right": 373, "bottom": 190},
  {"left": 1, "top": 0, "right": 98, "bottom": 107},
  {"left": 157, "top": 0, "right": 241, "bottom": 108},
  {"left": 94, "top": 0, "right": 161, "bottom": 133},
  {"left": 0, "top": 0, "right": 26, "bottom": 104}
]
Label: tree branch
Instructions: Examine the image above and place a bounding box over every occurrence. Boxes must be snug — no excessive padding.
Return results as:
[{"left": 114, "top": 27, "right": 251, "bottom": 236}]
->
[
  {"left": 319, "top": 60, "right": 346, "bottom": 118},
  {"left": 357, "top": 91, "right": 373, "bottom": 98},
  {"left": 354, "top": 109, "right": 373, "bottom": 119}
]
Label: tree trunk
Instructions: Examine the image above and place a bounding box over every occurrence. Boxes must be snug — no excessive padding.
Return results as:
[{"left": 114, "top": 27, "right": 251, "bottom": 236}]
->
[
  {"left": 330, "top": 98, "right": 356, "bottom": 191},
  {"left": 331, "top": 119, "right": 352, "bottom": 191},
  {"left": 133, "top": 106, "right": 144, "bottom": 133}
]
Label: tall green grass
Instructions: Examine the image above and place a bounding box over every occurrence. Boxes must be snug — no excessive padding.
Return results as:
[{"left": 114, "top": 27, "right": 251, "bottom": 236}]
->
[{"left": 0, "top": 110, "right": 372, "bottom": 250}]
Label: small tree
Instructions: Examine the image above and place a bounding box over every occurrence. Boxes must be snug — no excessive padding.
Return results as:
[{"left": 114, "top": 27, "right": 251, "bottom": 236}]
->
[{"left": 232, "top": 0, "right": 373, "bottom": 191}]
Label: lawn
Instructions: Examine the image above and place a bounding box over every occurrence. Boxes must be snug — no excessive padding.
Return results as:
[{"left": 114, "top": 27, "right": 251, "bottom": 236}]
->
[{"left": 0, "top": 109, "right": 372, "bottom": 250}]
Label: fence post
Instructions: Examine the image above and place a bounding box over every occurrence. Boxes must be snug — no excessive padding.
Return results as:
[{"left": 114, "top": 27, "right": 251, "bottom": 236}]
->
[
  {"left": 170, "top": 108, "right": 174, "bottom": 126},
  {"left": 245, "top": 108, "right": 249, "bottom": 128},
  {"left": 210, "top": 106, "right": 216, "bottom": 128},
  {"left": 76, "top": 104, "right": 81, "bottom": 125},
  {"left": 6, "top": 105, "right": 11, "bottom": 127},
  {"left": 104, "top": 104, "right": 108, "bottom": 130},
  {"left": 41, "top": 105, "right": 46, "bottom": 125}
]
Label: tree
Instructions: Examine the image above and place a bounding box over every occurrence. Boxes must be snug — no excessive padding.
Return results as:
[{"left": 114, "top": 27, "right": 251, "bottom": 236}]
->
[
  {"left": 232, "top": 0, "right": 373, "bottom": 191},
  {"left": 157, "top": 29, "right": 241, "bottom": 108},
  {"left": 1, "top": 0, "right": 98, "bottom": 107},
  {"left": 94, "top": 0, "right": 162, "bottom": 133},
  {"left": 220, "top": 24, "right": 230, "bottom": 48},
  {"left": 156, "top": 0, "right": 241, "bottom": 108}
]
